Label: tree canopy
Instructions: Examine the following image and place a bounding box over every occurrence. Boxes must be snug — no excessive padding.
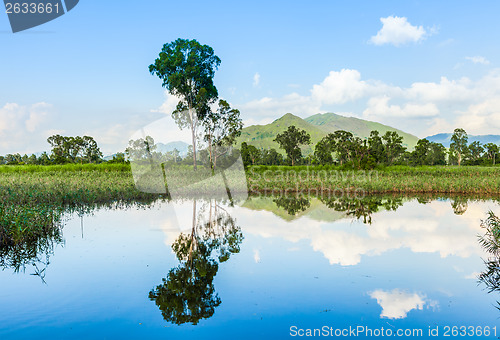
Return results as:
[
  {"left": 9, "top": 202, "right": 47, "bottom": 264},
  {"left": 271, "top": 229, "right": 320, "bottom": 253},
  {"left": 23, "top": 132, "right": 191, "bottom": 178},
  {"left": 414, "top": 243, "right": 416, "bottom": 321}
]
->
[
  {"left": 149, "top": 38, "right": 221, "bottom": 169},
  {"left": 274, "top": 126, "right": 311, "bottom": 166}
]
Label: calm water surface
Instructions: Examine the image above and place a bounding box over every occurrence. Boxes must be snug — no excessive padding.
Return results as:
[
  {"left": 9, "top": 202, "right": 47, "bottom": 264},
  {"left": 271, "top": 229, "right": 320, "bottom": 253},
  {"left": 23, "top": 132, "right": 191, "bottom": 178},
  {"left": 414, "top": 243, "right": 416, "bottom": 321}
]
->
[{"left": 1, "top": 196, "right": 499, "bottom": 339}]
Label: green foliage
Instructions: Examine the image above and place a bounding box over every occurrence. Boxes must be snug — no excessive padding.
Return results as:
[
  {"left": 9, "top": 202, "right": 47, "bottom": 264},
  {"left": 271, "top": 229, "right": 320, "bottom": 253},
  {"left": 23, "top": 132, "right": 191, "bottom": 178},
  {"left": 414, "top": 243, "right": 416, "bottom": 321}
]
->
[
  {"left": 305, "top": 112, "right": 419, "bottom": 150},
  {"left": 274, "top": 126, "right": 311, "bottom": 166},
  {"left": 149, "top": 200, "right": 243, "bottom": 325},
  {"left": 410, "top": 139, "right": 446, "bottom": 166},
  {"left": 478, "top": 211, "right": 500, "bottom": 306},
  {"left": 246, "top": 165, "right": 500, "bottom": 194},
  {"left": 203, "top": 99, "right": 243, "bottom": 170},
  {"left": 149, "top": 38, "right": 220, "bottom": 106},
  {"left": 382, "top": 131, "right": 406, "bottom": 165},
  {"left": 149, "top": 38, "right": 221, "bottom": 169},
  {"left": 450, "top": 128, "right": 468, "bottom": 166},
  {"left": 47, "top": 134, "right": 103, "bottom": 164}
]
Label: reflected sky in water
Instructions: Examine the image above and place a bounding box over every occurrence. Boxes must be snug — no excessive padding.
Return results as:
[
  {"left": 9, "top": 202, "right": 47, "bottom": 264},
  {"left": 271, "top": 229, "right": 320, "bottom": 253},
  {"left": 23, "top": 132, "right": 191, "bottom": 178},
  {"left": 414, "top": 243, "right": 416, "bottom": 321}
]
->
[{"left": 0, "top": 196, "right": 499, "bottom": 339}]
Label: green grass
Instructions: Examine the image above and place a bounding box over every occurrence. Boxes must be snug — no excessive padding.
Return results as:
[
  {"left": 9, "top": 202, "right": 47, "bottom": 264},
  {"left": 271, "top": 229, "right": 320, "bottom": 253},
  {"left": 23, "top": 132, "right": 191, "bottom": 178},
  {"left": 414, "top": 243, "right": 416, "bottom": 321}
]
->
[
  {"left": 246, "top": 165, "right": 500, "bottom": 195},
  {"left": 0, "top": 163, "right": 163, "bottom": 272},
  {"left": 0, "top": 163, "right": 131, "bottom": 173},
  {"left": 0, "top": 162, "right": 498, "bottom": 271}
]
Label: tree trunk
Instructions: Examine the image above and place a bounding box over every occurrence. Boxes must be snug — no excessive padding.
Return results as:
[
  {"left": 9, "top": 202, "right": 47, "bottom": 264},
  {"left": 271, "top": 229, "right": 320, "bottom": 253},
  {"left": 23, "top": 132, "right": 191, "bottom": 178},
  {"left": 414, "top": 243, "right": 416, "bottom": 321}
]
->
[
  {"left": 189, "top": 105, "right": 197, "bottom": 170},
  {"left": 208, "top": 136, "right": 213, "bottom": 171},
  {"left": 188, "top": 199, "right": 197, "bottom": 265}
]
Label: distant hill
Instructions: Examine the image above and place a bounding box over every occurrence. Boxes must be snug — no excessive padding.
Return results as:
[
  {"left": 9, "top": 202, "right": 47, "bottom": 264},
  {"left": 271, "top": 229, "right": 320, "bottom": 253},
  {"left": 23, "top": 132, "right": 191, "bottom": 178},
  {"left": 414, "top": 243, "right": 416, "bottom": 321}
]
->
[
  {"left": 236, "top": 113, "right": 327, "bottom": 154},
  {"left": 306, "top": 113, "right": 419, "bottom": 150},
  {"left": 235, "top": 112, "right": 420, "bottom": 153},
  {"left": 425, "top": 133, "right": 500, "bottom": 148},
  {"left": 156, "top": 141, "right": 189, "bottom": 156},
  {"left": 104, "top": 141, "right": 189, "bottom": 161}
]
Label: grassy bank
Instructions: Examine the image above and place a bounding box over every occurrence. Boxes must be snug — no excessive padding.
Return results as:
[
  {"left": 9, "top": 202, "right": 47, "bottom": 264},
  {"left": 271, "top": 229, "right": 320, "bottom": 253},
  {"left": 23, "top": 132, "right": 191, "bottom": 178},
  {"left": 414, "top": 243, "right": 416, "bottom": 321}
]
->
[
  {"left": 2, "top": 164, "right": 500, "bottom": 201},
  {"left": 0, "top": 163, "right": 162, "bottom": 271},
  {"left": 0, "top": 163, "right": 160, "bottom": 206},
  {"left": 247, "top": 165, "right": 500, "bottom": 195},
  {"left": 1, "top": 163, "right": 499, "bottom": 270}
]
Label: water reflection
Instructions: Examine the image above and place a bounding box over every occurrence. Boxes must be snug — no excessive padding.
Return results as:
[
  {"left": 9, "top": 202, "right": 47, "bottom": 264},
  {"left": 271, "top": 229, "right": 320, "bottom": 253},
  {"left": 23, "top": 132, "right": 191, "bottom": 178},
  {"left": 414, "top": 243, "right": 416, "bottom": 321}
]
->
[
  {"left": 273, "top": 195, "right": 311, "bottom": 216},
  {"left": 320, "top": 195, "right": 404, "bottom": 224},
  {"left": 149, "top": 199, "right": 243, "bottom": 325},
  {"left": 478, "top": 211, "right": 500, "bottom": 310},
  {"left": 451, "top": 196, "right": 469, "bottom": 215},
  {"left": 0, "top": 204, "right": 64, "bottom": 282},
  {"left": 369, "top": 289, "right": 432, "bottom": 319},
  {"left": 0, "top": 199, "right": 160, "bottom": 282}
]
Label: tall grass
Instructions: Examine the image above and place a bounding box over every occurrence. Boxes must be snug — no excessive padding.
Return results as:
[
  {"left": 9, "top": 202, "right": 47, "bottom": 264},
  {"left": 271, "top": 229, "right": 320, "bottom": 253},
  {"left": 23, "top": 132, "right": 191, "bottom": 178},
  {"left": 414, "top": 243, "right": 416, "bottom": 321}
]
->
[{"left": 247, "top": 165, "right": 500, "bottom": 194}]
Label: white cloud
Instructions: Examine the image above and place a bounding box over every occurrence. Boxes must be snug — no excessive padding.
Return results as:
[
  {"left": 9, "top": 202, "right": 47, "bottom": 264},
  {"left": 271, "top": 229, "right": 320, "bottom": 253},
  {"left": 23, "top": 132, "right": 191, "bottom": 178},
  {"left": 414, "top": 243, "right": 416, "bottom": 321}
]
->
[
  {"left": 152, "top": 91, "right": 181, "bottom": 115},
  {"left": 406, "top": 77, "right": 474, "bottom": 103},
  {"left": 465, "top": 271, "right": 480, "bottom": 279},
  {"left": 369, "top": 289, "right": 427, "bottom": 319},
  {"left": 235, "top": 199, "right": 490, "bottom": 267},
  {"left": 311, "top": 69, "right": 370, "bottom": 104},
  {"left": 363, "top": 96, "right": 439, "bottom": 119},
  {"left": 234, "top": 67, "right": 500, "bottom": 137},
  {"left": 466, "top": 56, "right": 490, "bottom": 65},
  {"left": 242, "top": 117, "right": 274, "bottom": 126},
  {"left": 0, "top": 102, "right": 54, "bottom": 154},
  {"left": 239, "top": 92, "right": 321, "bottom": 120},
  {"left": 370, "top": 16, "right": 427, "bottom": 46},
  {"left": 25, "top": 102, "right": 52, "bottom": 132},
  {"left": 253, "top": 72, "right": 261, "bottom": 87}
]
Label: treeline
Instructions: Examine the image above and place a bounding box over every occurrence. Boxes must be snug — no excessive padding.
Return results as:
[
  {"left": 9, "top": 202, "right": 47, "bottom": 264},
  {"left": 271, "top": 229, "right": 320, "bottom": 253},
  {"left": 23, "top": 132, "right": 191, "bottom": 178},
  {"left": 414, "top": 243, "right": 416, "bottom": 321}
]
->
[
  {"left": 0, "top": 135, "right": 116, "bottom": 165},
  {"left": 241, "top": 126, "right": 500, "bottom": 168}
]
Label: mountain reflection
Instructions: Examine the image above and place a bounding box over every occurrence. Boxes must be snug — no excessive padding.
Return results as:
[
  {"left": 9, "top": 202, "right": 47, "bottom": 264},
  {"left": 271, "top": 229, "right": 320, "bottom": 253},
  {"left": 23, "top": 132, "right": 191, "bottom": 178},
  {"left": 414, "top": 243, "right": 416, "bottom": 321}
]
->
[
  {"left": 149, "top": 199, "right": 243, "bottom": 325},
  {"left": 478, "top": 210, "right": 500, "bottom": 310},
  {"left": 245, "top": 194, "right": 484, "bottom": 225},
  {"left": 320, "top": 195, "right": 404, "bottom": 224}
]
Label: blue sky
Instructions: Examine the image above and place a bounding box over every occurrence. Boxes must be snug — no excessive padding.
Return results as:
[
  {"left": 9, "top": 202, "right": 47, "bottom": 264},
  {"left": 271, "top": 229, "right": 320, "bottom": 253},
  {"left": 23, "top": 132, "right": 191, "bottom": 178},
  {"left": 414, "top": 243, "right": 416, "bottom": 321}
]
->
[{"left": 1, "top": 0, "right": 500, "bottom": 155}]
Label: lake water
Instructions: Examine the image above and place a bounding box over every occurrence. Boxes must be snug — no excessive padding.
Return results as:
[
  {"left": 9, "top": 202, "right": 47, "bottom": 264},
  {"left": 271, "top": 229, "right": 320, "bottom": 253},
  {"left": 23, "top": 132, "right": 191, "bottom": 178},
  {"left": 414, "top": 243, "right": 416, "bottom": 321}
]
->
[{"left": 1, "top": 196, "right": 499, "bottom": 339}]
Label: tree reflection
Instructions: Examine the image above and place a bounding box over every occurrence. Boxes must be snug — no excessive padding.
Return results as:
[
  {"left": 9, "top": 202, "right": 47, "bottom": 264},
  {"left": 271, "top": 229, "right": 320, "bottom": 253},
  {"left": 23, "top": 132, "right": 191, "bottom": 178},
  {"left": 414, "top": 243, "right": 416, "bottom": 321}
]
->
[
  {"left": 273, "top": 195, "right": 311, "bottom": 216},
  {"left": 451, "top": 197, "right": 468, "bottom": 215},
  {"left": 149, "top": 199, "right": 243, "bottom": 325},
  {"left": 320, "top": 195, "right": 404, "bottom": 224},
  {"left": 0, "top": 200, "right": 159, "bottom": 282},
  {"left": 478, "top": 210, "right": 500, "bottom": 310},
  {"left": 0, "top": 204, "right": 64, "bottom": 282}
]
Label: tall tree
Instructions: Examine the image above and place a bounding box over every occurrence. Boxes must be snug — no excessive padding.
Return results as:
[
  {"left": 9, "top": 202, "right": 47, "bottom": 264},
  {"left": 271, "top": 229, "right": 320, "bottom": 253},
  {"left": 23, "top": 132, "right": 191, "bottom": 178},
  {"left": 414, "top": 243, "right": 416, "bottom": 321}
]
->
[
  {"left": 314, "top": 137, "right": 334, "bottom": 165},
  {"left": 428, "top": 142, "right": 446, "bottom": 165},
  {"left": 368, "top": 130, "right": 385, "bottom": 163},
  {"left": 468, "top": 141, "right": 484, "bottom": 165},
  {"left": 202, "top": 100, "right": 242, "bottom": 170},
  {"left": 411, "top": 138, "right": 430, "bottom": 166},
  {"left": 149, "top": 38, "right": 221, "bottom": 170},
  {"left": 240, "top": 142, "right": 261, "bottom": 166},
  {"left": 330, "top": 130, "right": 354, "bottom": 165},
  {"left": 382, "top": 131, "right": 405, "bottom": 165},
  {"left": 450, "top": 128, "right": 468, "bottom": 166},
  {"left": 485, "top": 143, "right": 499, "bottom": 165},
  {"left": 274, "top": 126, "right": 311, "bottom": 166}
]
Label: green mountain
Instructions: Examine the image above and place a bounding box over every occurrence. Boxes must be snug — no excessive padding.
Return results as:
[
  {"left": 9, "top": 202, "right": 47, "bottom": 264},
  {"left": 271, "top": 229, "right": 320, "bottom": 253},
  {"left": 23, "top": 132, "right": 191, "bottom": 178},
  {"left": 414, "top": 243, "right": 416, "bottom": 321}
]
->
[
  {"left": 306, "top": 113, "right": 419, "bottom": 149},
  {"left": 236, "top": 112, "right": 420, "bottom": 153},
  {"left": 236, "top": 113, "right": 326, "bottom": 154}
]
